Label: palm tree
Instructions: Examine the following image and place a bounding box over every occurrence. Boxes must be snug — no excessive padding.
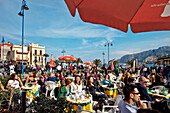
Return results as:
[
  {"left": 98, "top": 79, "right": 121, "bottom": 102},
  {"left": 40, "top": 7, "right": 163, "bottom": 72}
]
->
[
  {"left": 93, "top": 59, "right": 101, "bottom": 67},
  {"left": 54, "top": 60, "right": 59, "bottom": 66},
  {"left": 113, "top": 60, "right": 119, "bottom": 66},
  {"left": 75, "top": 58, "right": 83, "bottom": 66},
  {"left": 43, "top": 54, "right": 49, "bottom": 65},
  {"left": 127, "top": 60, "right": 133, "bottom": 67}
]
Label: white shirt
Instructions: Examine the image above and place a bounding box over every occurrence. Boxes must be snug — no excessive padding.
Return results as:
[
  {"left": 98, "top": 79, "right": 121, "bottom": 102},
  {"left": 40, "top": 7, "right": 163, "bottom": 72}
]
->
[
  {"left": 8, "top": 80, "right": 20, "bottom": 88},
  {"left": 71, "top": 82, "right": 82, "bottom": 93},
  {"left": 57, "top": 65, "right": 62, "bottom": 71}
]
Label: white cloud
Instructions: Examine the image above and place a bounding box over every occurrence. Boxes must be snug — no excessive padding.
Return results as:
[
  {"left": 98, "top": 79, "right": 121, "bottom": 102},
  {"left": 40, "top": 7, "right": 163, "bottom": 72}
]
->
[
  {"left": 110, "top": 48, "right": 142, "bottom": 59},
  {"left": 34, "top": 25, "right": 123, "bottom": 39},
  {"left": 82, "top": 39, "right": 88, "bottom": 45}
]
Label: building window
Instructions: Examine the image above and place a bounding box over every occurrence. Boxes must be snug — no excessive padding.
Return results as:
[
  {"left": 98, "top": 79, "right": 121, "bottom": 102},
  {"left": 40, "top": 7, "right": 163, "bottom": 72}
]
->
[
  {"left": 39, "top": 57, "right": 40, "bottom": 62},
  {"left": 40, "top": 50, "right": 42, "bottom": 55},
  {"left": 41, "top": 57, "right": 43, "bottom": 63},
  {"left": 35, "top": 50, "right": 37, "bottom": 55}
]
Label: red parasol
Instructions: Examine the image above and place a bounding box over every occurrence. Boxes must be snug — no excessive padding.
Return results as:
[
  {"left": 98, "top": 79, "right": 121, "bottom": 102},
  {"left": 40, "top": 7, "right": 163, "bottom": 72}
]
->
[
  {"left": 64, "top": 0, "right": 170, "bottom": 33},
  {"left": 84, "top": 62, "right": 95, "bottom": 66},
  {"left": 58, "top": 55, "right": 78, "bottom": 61},
  {"left": 50, "top": 54, "right": 55, "bottom": 67}
]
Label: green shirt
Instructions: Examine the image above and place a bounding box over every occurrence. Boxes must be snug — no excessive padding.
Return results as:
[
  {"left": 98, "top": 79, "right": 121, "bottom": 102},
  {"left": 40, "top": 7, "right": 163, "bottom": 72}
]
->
[{"left": 57, "top": 85, "right": 71, "bottom": 98}]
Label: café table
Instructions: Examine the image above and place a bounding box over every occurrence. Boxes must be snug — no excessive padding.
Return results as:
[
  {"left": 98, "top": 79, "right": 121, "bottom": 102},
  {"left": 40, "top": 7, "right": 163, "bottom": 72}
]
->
[
  {"left": 102, "top": 85, "right": 118, "bottom": 98},
  {"left": 147, "top": 90, "right": 170, "bottom": 101},
  {"left": 66, "top": 95, "right": 93, "bottom": 112},
  {"left": 21, "top": 84, "right": 40, "bottom": 99},
  {"left": 20, "top": 84, "right": 40, "bottom": 113}
]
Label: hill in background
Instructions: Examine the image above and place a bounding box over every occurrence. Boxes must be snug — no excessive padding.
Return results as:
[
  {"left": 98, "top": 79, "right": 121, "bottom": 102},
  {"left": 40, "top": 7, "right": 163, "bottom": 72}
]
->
[{"left": 118, "top": 46, "right": 170, "bottom": 63}]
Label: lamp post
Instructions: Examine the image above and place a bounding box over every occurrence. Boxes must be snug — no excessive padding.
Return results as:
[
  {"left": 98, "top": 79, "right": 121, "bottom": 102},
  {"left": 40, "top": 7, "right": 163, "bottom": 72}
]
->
[
  {"left": 102, "top": 52, "right": 105, "bottom": 65},
  {"left": 61, "top": 49, "right": 66, "bottom": 56},
  {"left": 104, "top": 41, "right": 112, "bottom": 64},
  {"left": 2, "top": 37, "right": 5, "bottom": 66},
  {"left": 18, "top": 0, "right": 29, "bottom": 76}
]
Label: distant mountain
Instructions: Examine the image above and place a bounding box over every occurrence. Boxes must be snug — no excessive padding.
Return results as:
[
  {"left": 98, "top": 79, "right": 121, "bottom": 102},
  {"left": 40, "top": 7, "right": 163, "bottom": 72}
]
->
[{"left": 118, "top": 46, "right": 170, "bottom": 63}]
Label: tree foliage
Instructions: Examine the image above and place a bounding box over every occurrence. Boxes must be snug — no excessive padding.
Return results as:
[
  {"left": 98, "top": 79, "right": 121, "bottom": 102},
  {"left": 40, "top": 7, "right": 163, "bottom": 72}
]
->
[{"left": 93, "top": 59, "right": 101, "bottom": 67}]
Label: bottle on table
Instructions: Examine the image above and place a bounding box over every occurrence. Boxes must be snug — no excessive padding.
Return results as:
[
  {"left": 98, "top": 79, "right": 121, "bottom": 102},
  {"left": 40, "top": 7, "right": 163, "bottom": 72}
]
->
[
  {"left": 162, "top": 86, "right": 166, "bottom": 95},
  {"left": 86, "top": 87, "right": 89, "bottom": 98}
]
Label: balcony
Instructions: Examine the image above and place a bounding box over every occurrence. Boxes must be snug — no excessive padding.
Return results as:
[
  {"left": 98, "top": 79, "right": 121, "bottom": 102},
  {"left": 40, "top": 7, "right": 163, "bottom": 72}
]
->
[
  {"left": 33, "top": 53, "right": 44, "bottom": 56},
  {"left": 17, "top": 51, "right": 29, "bottom": 54},
  {"left": 16, "top": 58, "right": 29, "bottom": 61}
]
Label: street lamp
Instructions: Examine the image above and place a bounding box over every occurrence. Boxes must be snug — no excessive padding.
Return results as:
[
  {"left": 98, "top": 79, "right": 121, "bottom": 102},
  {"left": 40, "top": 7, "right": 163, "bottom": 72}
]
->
[
  {"left": 2, "top": 37, "right": 5, "bottom": 65},
  {"left": 18, "top": 0, "right": 29, "bottom": 76},
  {"left": 102, "top": 52, "right": 105, "bottom": 65},
  {"left": 104, "top": 41, "right": 112, "bottom": 64},
  {"left": 61, "top": 49, "right": 66, "bottom": 56}
]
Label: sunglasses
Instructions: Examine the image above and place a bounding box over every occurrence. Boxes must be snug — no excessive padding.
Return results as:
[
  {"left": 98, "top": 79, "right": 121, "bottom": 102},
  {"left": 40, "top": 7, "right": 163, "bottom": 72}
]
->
[
  {"left": 144, "top": 81, "right": 148, "bottom": 83},
  {"left": 132, "top": 93, "right": 140, "bottom": 95}
]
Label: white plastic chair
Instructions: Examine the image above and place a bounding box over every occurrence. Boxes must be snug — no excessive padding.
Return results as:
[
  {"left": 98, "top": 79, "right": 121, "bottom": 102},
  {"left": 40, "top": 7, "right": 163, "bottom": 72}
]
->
[
  {"left": 45, "top": 81, "right": 58, "bottom": 99},
  {"left": 102, "top": 95, "right": 122, "bottom": 113}
]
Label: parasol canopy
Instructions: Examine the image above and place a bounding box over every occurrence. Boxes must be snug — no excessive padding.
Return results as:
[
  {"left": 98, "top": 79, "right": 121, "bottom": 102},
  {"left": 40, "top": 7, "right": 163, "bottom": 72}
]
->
[
  {"left": 64, "top": 0, "right": 170, "bottom": 33},
  {"left": 58, "top": 55, "right": 78, "bottom": 61},
  {"left": 84, "top": 62, "right": 95, "bottom": 66},
  {"left": 50, "top": 54, "right": 55, "bottom": 67}
]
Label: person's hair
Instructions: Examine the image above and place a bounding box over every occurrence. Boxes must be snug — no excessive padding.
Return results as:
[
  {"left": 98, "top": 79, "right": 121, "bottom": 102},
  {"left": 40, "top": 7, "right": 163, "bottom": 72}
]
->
[
  {"left": 65, "top": 79, "right": 72, "bottom": 86},
  {"left": 10, "top": 73, "right": 16, "bottom": 80},
  {"left": 139, "top": 76, "right": 144, "bottom": 82},
  {"left": 123, "top": 84, "right": 137, "bottom": 100},
  {"left": 74, "top": 75, "right": 81, "bottom": 85},
  {"left": 32, "top": 71, "right": 36, "bottom": 78},
  {"left": 99, "top": 74, "right": 103, "bottom": 79},
  {"left": 128, "top": 77, "right": 135, "bottom": 83},
  {"left": 41, "top": 71, "right": 46, "bottom": 75},
  {"left": 87, "top": 76, "right": 93, "bottom": 86},
  {"left": 104, "top": 75, "right": 110, "bottom": 79}
]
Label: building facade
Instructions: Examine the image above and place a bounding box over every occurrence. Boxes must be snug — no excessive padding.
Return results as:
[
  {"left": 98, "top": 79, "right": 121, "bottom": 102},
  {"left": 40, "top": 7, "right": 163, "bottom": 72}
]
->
[
  {"left": 29, "top": 43, "right": 45, "bottom": 66},
  {"left": 0, "top": 42, "right": 13, "bottom": 62},
  {"left": 11, "top": 44, "right": 30, "bottom": 64},
  {"left": 157, "top": 55, "right": 170, "bottom": 66}
]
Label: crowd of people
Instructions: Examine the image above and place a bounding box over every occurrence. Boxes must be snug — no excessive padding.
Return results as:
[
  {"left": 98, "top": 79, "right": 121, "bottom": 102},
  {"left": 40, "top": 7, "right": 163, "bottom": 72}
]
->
[{"left": 0, "top": 62, "right": 170, "bottom": 113}]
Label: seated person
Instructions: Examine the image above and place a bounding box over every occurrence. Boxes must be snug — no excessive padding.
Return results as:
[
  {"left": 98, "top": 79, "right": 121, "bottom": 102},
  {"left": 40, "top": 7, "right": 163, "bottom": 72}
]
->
[
  {"left": 128, "top": 77, "right": 136, "bottom": 85},
  {"left": 71, "top": 75, "right": 82, "bottom": 93},
  {"left": 47, "top": 73, "right": 58, "bottom": 82},
  {"left": 55, "top": 72, "right": 60, "bottom": 80},
  {"left": 39, "top": 71, "right": 48, "bottom": 93},
  {"left": 149, "top": 74, "right": 164, "bottom": 88},
  {"left": 57, "top": 79, "right": 72, "bottom": 98},
  {"left": 6, "top": 73, "right": 23, "bottom": 89},
  {"left": 87, "top": 76, "right": 108, "bottom": 101},
  {"left": 39, "top": 71, "right": 48, "bottom": 83},
  {"left": 0, "top": 81, "right": 4, "bottom": 91},
  {"left": 119, "top": 84, "right": 147, "bottom": 113},
  {"left": 95, "top": 74, "right": 104, "bottom": 92},
  {"left": 25, "top": 70, "right": 37, "bottom": 85},
  {"left": 102, "top": 75, "right": 111, "bottom": 85},
  {"left": 136, "top": 76, "right": 152, "bottom": 101}
]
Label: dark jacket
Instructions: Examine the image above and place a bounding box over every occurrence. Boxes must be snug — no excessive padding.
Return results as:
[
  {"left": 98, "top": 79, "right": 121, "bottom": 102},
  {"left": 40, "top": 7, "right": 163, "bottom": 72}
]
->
[
  {"left": 87, "top": 84, "right": 101, "bottom": 97},
  {"left": 136, "top": 83, "right": 152, "bottom": 101}
]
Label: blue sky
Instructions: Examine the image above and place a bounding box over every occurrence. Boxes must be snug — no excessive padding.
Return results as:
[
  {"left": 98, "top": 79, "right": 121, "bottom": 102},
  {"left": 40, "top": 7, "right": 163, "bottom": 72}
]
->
[{"left": 0, "top": 0, "right": 170, "bottom": 63}]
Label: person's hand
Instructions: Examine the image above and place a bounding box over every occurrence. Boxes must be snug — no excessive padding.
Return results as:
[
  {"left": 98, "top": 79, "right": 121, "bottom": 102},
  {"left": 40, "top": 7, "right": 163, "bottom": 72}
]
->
[
  {"left": 137, "top": 97, "right": 147, "bottom": 109},
  {"left": 17, "top": 76, "right": 21, "bottom": 81},
  {"left": 96, "top": 92, "right": 100, "bottom": 94}
]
